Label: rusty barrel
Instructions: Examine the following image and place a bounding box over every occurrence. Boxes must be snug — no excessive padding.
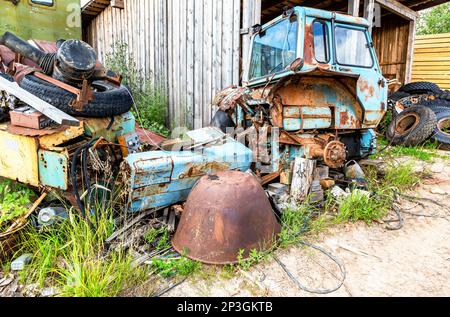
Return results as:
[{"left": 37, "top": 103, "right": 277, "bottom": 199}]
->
[{"left": 172, "top": 171, "right": 281, "bottom": 265}]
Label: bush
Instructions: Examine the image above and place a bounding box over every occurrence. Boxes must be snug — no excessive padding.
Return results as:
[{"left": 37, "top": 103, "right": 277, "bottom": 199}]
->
[{"left": 105, "top": 42, "right": 170, "bottom": 136}]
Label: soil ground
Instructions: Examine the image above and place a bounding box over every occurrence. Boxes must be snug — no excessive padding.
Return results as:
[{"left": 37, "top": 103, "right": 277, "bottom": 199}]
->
[{"left": 163, "top": 156, "right": 450, "bottom": 297}]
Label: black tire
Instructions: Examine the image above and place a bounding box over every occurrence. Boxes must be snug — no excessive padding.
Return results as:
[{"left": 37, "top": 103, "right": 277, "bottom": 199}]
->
[
  {"left": 419, "top": 98, "right": 450, "bottom": 113},
  {"left": 210, "top": 110, "right": 235, "bottom": 133},
  {"left": 399, "top": 82, "right": 440, "bottom": 95},
  {"left": 435, "top": 90, "right": 450, "bottom": 102},
  {"left": 386, "top": 106, "right": 437, "bottom": 146},
  {"left": 388, "top": 91, "right": 410, "bottom": 102},
  {"left": 431, "top": 110, "right": 450, "bottom": 146},
  {"left": 20, "top": 74, "right": 133, "bottom": 118},
  {"left": 0, "top": 72, "right": 14, "bottom": 82}
]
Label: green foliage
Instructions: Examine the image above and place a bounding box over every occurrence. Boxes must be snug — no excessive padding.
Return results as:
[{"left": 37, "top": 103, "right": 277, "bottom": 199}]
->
[
  {"left": 383, "top": 162, "right": 421, "bottom": 191},
  {"left": 144, "top": 227, "right": 171, "bottom": 251},
  {"left": 417, "top": 4, "right": 450, "bottom": 35},
  {"left": 151, "top": 257, "right": 201, "bottom": 278},
  {"left": 374, "top": 138, "right": 448, "bottom": 162},
  {"left": 236, "top": 249, "right": 269, "bottom": 271},
  {"left": 16, "top": 204, "right": 146, "bottom": 297},
  {"left": 105, "top": 42, "right": 170, "bottom": 136},
  {"left": 0, "top": 179, "right": 35, "bottom": 230},
  {"left": 335, "top": 190, "right": 390, "bottom": 225}
]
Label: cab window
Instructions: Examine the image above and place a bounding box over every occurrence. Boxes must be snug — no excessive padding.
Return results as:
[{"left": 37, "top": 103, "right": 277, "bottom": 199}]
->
[
  {"left": 335, "top": 26, "right": 373, "bottom": 67},
  {"left": 249, "top": 16, "right": 298, "bottom": 80},
  {"left": 313, "top": 20, "right": 329, "bottom": 63},
  {"left": 31, "top": 0, "right": 54, "bottom": 7}
]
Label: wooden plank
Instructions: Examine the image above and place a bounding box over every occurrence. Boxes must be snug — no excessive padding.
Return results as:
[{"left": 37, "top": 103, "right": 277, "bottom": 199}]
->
[
  {"left": 203, "top": 0, "right": 213, "bottom": 126},
  {"left": 363, "top": 0, "right": 375, "bottom": 34},
  {"left": 194, "top": 0, "right": 204, "bottom": 129},
  {"left": 348, "top": 0, "right": 360, "bottom": 16},
  {"left": 405, "top": 19, "right": 415, "bottom": 84},
  {"left": 186, "top": 0, "right": 195, "bottom": 129},
  {"left": 375, "top": 0, "right": 418, "bottom": 21},
  {"left": 0, "top": 76, "right": 80, "bottom": 127}
]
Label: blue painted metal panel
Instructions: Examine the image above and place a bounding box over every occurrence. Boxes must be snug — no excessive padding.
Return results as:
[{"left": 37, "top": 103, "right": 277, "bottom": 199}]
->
[
  {"left": 124, "top": 128, "right": 253, "bottom": 212},
  {"left": 38, "top": 150, "right": 68, "bottom": 190},
  {"left": 283, "top": 106, "right": 332, "bottom": 131},
  {"left": 360, "top": 129, "right": 377, "bottom": 156}
]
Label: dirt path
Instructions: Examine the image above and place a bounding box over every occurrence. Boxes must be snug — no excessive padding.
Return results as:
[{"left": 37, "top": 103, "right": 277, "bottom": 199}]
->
[{"left": 165, "top": 157, "right": 450, "bottom": 297}]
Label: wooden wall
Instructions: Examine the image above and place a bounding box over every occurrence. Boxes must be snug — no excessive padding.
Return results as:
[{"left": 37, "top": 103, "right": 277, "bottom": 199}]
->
[
  {"left": 413, "top": 32, "right": 450, "bottom": 90},
  {"left": 372, "top": 16, "right": 411, "bottom": 88},
  {"left": 84, "top": 0, "right": 254, "bottom": 129}
]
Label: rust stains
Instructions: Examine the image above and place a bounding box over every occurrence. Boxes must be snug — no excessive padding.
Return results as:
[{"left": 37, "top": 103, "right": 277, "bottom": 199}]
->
[
  {"left": 340, "top": 111, "right": 350, "bottom": 126},
  {"left": 358, "top": 79, "right": 375, "bottom": 101},
  {"left": 303, "top": 23, "right": 314, "bottom": 65}
]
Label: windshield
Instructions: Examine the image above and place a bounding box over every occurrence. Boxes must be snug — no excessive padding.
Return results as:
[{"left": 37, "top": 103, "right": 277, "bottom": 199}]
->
[
  {"left": 335, "top": 26, "right": 373, "bottom": 67},
  {"left": 249, "top": 17, "right": 298, "bottom": 80}
]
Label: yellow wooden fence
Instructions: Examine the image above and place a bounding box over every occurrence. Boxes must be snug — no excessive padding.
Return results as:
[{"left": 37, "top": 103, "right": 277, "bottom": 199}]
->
[{"left": 413, "top": 32, "right": 450, "bottom": 90}]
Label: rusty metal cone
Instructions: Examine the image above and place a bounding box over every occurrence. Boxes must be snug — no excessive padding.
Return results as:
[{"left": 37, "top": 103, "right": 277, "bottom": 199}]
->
[{"left": 172, "top": 171, "right": 281, "bottom": 265}]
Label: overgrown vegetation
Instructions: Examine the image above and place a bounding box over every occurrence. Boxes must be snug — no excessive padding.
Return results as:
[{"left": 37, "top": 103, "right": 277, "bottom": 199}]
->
[
  {"left": 151, "top": 257, "right": 201, "bottom": 278},
  {"left": 105, "top": 42, "right": 170, "bottom": 136},
  {"left": 374, "top": 138, "right": 449, "bottom": 162},
  {"left": 15, "top": 206, "right": 147, "bottom": 297},
  {"left": 417, "top": 3, "right": 450, "bottom": 35},
  {"left": 0, "top": 179, "right": 35, "bottom": 231}
]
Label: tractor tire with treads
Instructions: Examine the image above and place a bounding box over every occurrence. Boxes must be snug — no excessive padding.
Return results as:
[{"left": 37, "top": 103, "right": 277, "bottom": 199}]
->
[
  {"left": 386, "top": 106, "right": 437, "bottom": 146},
  {"left": 432, "top": 110, "right": 450, "bottom": 147},
  {"left": 399, "top": 82, "right": 440, "bottom": 95}
]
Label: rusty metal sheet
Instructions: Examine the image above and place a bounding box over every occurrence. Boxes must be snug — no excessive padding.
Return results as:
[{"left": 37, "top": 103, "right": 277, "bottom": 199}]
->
[
  {"left": 172, "top": 171, "right": 281, "bottom": 265},
  {"left": 135, "top": 124, "right": 166, "bottom": 146}
]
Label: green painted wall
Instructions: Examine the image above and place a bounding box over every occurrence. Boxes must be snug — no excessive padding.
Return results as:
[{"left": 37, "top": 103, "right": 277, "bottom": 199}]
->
[{"left": 0, "top": 0, "right": 82, "bottom": 41}]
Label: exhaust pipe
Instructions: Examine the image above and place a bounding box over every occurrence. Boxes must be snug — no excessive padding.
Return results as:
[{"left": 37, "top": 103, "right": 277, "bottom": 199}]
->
[{"left": 0, "top": 31, "right": 56, "bottom": 74}]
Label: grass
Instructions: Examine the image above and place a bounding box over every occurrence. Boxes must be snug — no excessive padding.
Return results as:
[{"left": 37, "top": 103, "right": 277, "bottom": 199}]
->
[
  {"left": 14, "top": 202, "right": 148, "bottom": 297},
  {"left": 144, "top": 227, "right": 171, "bottom": 251},
  {"left": 374, "top": 138, "right": 449, "bottom": 162},
  {"left": 105, "top": 42, "right": 170, "bottom": 137},
  {"left": 151, "top": 257, "right": 201, "bottom": 278},
  {"left": 0, "top": 179, "right": 35, "bottom": 231}
]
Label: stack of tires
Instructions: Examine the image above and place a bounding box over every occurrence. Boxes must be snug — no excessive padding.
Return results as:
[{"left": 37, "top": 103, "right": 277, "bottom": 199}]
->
[{"left": 387, "top": 82, "right": 450, "bottom": 148}]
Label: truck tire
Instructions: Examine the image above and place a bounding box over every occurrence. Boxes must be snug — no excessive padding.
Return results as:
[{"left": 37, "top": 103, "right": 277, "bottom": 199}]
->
[
  {"left": 210, "top": 110, "right": 235, "bottom": 133},
  {"left": 435, "top": 90, "right": 450, "bottom": 102},
  {"left": 399, "top": 82, "right": 440, "bottom": 95},
  {"left": 0, "top": 73, "right": 14, "bottom": 82},
  {"left": 386, "top": 106, "right": 437, "bottom": 146},
  {"left": 432, "top": 110, "right": 450, "bottom": 147},
  {"left": 388, "top": 91, "right": 410, "bottom": 102},
  {"left": 20, "top": 74, "right": 133, "bottom": 118}
]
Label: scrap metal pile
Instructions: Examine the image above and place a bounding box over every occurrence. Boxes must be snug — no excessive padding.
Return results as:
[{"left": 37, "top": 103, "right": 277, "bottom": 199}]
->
[
  {"left": 387, "top": 81, "right": 450, "bottom": 148},
  {"left": 1, "top": 6, "right": 395, "bottom": 267}
]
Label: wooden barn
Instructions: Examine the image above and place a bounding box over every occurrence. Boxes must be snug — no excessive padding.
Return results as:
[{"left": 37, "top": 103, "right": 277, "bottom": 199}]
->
[{"left": 81, "top": 0, "right": 450, "bottom": 129}]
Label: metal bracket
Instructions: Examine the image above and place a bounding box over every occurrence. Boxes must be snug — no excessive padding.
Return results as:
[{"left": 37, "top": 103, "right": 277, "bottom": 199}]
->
[{"left": 33, "top": 72, "right": 94, "bottom": 111}]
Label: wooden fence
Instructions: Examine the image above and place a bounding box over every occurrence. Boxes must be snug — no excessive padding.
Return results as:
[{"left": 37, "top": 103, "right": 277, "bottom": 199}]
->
[
  {"left": 412, "top": 32, "right": 450, "bottom": 90},
  {"left": 84, "top": 0, "right": 261, "bottom": 129}
]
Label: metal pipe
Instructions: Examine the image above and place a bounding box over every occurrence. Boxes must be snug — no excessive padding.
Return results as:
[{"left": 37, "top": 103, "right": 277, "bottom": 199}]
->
[{"left": 0, "top": 32, "right": 46, "bottom": 65}]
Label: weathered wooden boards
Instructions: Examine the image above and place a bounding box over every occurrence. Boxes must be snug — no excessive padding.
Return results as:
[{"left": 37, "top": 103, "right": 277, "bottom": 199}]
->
[
  {"left": 0, "top": 76, "right": 80, "bottom": 126},
  {"left": 84, "top": 0, "right": 260, "bottom": 129},
  {"left": 413, "top": 33, "right": 450, "bottom": 90},
  {"left": 291, "top": 158, "right": 316, "bottom": 201}
]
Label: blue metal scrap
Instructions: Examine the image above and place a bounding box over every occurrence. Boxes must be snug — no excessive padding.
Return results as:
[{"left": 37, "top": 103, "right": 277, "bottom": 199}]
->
[{"left": 124, "top": 127, "right": 253, "bottom": 212}]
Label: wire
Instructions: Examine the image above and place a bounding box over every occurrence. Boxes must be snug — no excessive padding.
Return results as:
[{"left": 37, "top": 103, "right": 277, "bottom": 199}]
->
[
  {"left": 274, "top": 241, "right": 347, "bottom": 295},
  {"left": 70, "top": 138, "right": 98, "bottom": 230},
  {"left": 271, "top": 208, "right": 347, "bottom": 295},
  {"left": 152, "top": 277, "right": 187, "bottom": 297}
]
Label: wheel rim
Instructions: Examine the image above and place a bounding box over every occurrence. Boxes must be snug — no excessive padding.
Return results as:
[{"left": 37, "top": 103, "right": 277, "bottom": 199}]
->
[
  {"left": 395, "top": 113, "right": 420, "bottom": 136},
  {"left": 437, "top": 118, "right": 450, "bottom": 136}
]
